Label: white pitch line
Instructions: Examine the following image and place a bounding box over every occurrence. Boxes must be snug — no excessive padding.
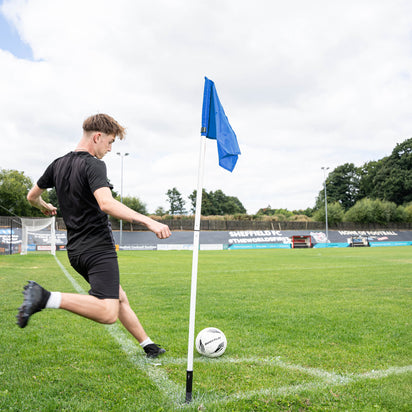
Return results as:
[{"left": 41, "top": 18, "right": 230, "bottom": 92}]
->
[
  {"left": 104, "top": 323, "right": 183, "bottom": 406},
  {"left": 163, "top": 356, "right": 412, "bottom": 405},
  {"left": 218, "top": 356, "right": 347, "bottom": 384},
  {"left": 228, "top": 363, "right": 412, "bottom": 402},
  {"left": 162, "top": 356, "right": 412, "bottom": 392},
  {"left": 355, "top": 365, "right": 412, "bottom": 380}
]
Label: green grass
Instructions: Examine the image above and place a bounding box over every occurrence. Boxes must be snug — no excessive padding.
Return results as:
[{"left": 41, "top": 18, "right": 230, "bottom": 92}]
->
[{"left": 0, "top": 247, "right": 411, "bottom": 411}]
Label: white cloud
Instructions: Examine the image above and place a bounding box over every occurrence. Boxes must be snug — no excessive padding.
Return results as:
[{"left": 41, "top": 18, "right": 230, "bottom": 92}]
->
[{"left": 1, "top": 0, "right": 412, "bottom": 214}]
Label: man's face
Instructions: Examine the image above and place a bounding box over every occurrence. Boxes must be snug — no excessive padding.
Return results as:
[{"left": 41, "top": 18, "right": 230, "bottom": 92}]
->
[{"left": 94, "top": 133, "right": 116, "bottom": 159}]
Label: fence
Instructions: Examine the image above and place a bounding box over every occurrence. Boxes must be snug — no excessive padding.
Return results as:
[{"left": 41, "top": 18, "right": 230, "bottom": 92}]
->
[
  {"left": 1, "top": 216, "right": 412, "bottom": 232},
  {"left": 107, "top": 218, "right": 412, "bottom": 232}
]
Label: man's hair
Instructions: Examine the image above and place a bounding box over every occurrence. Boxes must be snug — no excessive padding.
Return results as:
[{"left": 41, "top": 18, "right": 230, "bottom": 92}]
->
[{"left": 82, "top": 113, "right": 126, "bottom": 140}]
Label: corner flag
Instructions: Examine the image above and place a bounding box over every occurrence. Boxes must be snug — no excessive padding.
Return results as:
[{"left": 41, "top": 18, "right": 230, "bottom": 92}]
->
[
  {"left": 186, "top": 77, "right": 240, "bottom": 403},
  {"left": 201, "top": 77, "right": 241, "bottom": 172}
]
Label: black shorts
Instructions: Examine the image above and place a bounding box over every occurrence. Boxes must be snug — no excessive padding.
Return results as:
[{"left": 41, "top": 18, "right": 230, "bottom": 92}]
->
[{"left": 68, "top": 249, "right": 119, "bottom": 299}]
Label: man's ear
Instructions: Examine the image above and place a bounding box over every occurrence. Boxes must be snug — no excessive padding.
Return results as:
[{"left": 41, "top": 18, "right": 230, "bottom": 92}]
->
[{"left": 93, "top": 132, "right": 101, "bottom": 143}]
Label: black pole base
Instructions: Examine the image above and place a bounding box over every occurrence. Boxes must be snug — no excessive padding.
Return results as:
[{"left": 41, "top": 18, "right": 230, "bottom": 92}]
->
[{"left": 185, "top": 370, "right": 193, "bottom": 403}]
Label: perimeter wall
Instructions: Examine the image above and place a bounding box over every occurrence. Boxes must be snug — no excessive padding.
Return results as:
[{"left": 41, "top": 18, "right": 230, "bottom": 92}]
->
[{"left": 2, "top": 216, "right": 412, "bottom": 253}]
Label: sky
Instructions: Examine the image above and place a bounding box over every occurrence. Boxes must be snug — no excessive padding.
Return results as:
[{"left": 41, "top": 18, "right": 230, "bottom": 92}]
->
[{"left": 0, "top": 0, "right": 411, "bottom": 215}]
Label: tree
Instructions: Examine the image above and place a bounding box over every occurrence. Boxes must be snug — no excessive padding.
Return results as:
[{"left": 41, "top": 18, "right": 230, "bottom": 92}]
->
[
  {"left": 0, "top": 169, "right": 39, "bottom": 217},
  {"left": 166, "top": 187, "right": 186, "bottom": 215},
  {"left": 118, "top": 196, "right": 148, "bottom": 215},
  {"left": 189, "top": 189, "right": 246, "bottom": 215},
  {"left": 222, "top": 195, "right": 247, "bottom": 215},
  {"left": 313, "top": 202, "right": 344, "bottom": 225},
  {"left": 344, "top": 198, "right": 407, "bottom": 224},
  {"left": 189, "top": 189, "right": 210, "bottom": 214},
  {"left": 154, "top": 206, "right": 167, "bottom": 216},
  {"left": 110, "top": 195, "right": 148, "bottom": 226},
  {"left": 405, "top": 202, "right": 412, "bottom": 222},
  {"left": 315, "top": 163, "right": 361, "bottom": 211},
  {"left": 257, "top": 207, "right": 294, "bottom": 219},
  {"left": 256, "top": 206, "right": 314, "bottom": 219},
  {"left": 367, "top": 138, "right": 412, "bottom": 205},
  {"left": 293, "top": 208, "right": 314, "bottom": 218},
  {"left": 357, "top": 160, "right": 381, "bottom": 200}
]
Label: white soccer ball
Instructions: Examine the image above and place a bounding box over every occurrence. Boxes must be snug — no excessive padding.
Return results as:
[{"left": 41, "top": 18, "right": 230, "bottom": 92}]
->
[{"left": 195, "top": 327, "right": 227, "bottom": 358}]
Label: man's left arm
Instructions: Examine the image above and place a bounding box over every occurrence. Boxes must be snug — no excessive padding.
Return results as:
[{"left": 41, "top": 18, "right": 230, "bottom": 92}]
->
[{"left": 27, "top": 185, "right": 57, "bottom": 216}]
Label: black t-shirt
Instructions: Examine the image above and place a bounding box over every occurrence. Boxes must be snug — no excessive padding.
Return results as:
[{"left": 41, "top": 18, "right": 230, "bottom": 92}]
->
[{"left": 37, "top": 151, "right": 115, "bottom": 254}]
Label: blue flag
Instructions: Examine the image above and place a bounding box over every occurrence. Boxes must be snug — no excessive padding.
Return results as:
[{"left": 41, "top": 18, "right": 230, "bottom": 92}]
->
[{"left": 201, "top": 77, "right": 240, "bottom": 172}]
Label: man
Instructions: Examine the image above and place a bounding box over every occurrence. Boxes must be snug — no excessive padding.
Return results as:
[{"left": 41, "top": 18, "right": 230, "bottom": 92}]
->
[{"left": 17, "top": 113, "right": 171, "bottom": 359}]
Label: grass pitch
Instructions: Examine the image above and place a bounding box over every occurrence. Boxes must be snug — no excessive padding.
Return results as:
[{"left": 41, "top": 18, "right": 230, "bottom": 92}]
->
[{"left": 0, "top": 247, "right": 411, "bottom": 411}]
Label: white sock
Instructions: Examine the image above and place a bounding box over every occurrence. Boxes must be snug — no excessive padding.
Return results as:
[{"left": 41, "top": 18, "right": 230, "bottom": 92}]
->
[
  {"left": 45, "top": 292, "right": 62, "bottom": 309},
  {"left": 140, "top": 337, "right": 154, "bottom": 348}
]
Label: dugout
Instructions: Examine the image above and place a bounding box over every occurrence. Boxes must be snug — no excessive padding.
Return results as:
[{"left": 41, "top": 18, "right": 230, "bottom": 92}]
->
[
  {"left": 348, "top": 236, "right": 370, "bottom": 247},
  {"left": 291, "top": 235, "right": 312, "bottom": 248}
]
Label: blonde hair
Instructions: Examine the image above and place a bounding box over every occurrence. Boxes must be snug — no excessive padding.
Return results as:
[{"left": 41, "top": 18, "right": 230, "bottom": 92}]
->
[{"left": 83, "top": 114, "right": 126, "bottom": 140}]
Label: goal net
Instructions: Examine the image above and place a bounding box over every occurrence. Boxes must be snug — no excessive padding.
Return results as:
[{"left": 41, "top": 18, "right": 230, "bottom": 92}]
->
[{"left": 20, "top": 217, "right": 56, "bottom": 255}]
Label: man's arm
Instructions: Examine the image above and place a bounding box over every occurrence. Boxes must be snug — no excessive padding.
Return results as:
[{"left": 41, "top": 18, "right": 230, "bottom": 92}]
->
[
  {"left": 93, "top": 187, "right": 171, "bottom": 239},
  {"left": 27, "top": 185, "right": 57, "bottom": 216}
]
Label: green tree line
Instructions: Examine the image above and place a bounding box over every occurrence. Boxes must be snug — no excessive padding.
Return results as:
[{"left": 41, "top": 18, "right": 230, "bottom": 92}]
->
[
  {"left": 315, "top": 138, "right": 412, "bottom": 210},
  {"left": 0, "top": 170, "right": 246, "bottom": 219},
  {"left": 155, "top": 187, "right": 247, "bottom": 216},
  {"left": 311, "top": 137, "right": 412, "bottom": 224}
]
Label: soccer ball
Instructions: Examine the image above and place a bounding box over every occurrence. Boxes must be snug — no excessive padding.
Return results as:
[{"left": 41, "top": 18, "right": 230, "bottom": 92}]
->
[{"left": 195, "top": 327, "right": 227, "bottom": 358}]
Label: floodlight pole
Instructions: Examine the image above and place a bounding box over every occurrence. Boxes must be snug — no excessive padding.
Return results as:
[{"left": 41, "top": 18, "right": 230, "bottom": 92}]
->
[
  {"left": 321, "top": 167, "right": 330, "bottom": 243},
  {"left": 9, "top": 218, "right": 12, "bottom": 255},
  {"left": 116, "top": 152, "right": 129, "bottom": 246}
]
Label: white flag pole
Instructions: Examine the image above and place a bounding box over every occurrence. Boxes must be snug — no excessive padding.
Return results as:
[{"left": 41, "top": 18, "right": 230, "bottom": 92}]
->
[{"left": 185, "top": 134, "right": 207, "bottom": 403}]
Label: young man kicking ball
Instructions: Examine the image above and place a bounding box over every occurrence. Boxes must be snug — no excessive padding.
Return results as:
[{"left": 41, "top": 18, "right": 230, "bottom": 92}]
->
[{"left": 17, "top": 113, "right": 171, "bottom": 358}]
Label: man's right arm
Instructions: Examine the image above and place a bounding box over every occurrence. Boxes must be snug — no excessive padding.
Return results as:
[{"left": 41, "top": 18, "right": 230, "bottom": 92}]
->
[{"left": 93, "top": 187, "right": 171, "bottom": 239}]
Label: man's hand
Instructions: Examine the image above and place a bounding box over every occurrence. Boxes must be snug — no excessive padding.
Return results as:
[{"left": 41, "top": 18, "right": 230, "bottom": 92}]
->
[
  {"left": 41, "top": 203, "right": 57, "bottom": 216},
  {"left": 146, "top": 220, "right": 171, "bottom": 239}
]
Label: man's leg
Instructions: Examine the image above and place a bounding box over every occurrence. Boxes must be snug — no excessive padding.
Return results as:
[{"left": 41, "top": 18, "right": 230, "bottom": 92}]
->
[
  {"left": 117, "top": 285, "right": 165, "bottom": 358},
  {"left": 60, "top": 293, "right": 119, "bottom": 324},
  {"left": 117, "top": 285, "right": 148, "bottom": 342},
  {"left": 17, "top": 280, "right": 119, "bottom": 327}
]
